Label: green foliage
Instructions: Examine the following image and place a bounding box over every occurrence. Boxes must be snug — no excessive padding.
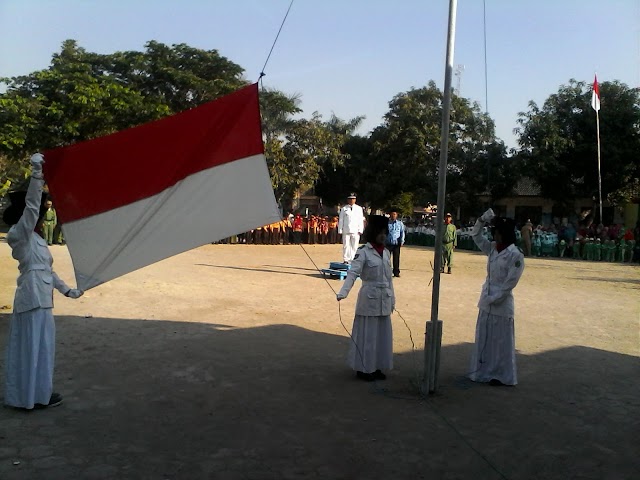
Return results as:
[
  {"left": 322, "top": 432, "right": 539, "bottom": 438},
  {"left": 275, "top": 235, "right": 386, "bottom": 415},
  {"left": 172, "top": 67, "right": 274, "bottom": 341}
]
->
[
  {"left": 515, "top": 79, "right": 640, "bottom": 206},
  {"left": 0, "top": 39, "right": 245, "bottom": 190},
  {"left": 387, "top": 192, "right": 415, "bottom": 217},
  {"left": 265, "top": 111, "right": 360, "bottom": 203},
  {"left": 315, "top": 134, "right": 373, "bottom": 207},
  {"left": 0, "top": 40, "right": 359, "bottom": 212},
  {"left": 320, "top": 82, "right": 509, "bottom": 215}
]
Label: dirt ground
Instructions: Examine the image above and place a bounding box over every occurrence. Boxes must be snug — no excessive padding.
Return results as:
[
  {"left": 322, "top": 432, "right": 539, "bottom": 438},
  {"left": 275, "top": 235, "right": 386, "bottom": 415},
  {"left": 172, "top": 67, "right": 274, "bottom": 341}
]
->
[{"left": 0, "top": 237, "right": 638, "bottom": 480}]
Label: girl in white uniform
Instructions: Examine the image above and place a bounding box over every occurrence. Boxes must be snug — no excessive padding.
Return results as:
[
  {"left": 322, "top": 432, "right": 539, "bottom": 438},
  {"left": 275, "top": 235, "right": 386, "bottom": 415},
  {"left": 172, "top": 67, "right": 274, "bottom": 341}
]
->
[
  {"left": 337, "top": 215, "right": 394, "bottom": 381},
  {"left": 3, "top": 154, "right": 83, "bottom": 409},
  {"left": 469, "top": 209, "right": 525, "bottom": 386}
]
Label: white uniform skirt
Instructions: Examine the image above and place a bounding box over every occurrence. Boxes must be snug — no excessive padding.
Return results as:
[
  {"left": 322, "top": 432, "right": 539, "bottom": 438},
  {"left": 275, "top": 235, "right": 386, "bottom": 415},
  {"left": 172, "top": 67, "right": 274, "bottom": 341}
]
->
[
  {"left": 347, "top": 315, "right": 393, "bottom": 373},
  {"left": 468, "top": 310, "right": 517, "bottom": 385},
  {"left": 4, "top": 308, "right": 55, "bottom": 409}
]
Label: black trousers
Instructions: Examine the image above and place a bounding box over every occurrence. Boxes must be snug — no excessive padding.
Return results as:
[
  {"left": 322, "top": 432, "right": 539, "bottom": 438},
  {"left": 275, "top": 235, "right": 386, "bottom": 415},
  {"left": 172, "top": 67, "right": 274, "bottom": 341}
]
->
[{"left": 388, "top": 244, "right": 401, "bottom": 276}]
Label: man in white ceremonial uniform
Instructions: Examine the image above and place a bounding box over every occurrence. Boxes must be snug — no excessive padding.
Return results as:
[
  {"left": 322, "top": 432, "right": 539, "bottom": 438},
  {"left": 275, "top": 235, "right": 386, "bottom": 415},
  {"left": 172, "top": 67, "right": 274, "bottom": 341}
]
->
[
  {"left": 338, "top": 193, "right": 364, "bottom": 264},
  {"left": 469, "top": 208, "right": 525, "bottom": 386},
  {"left": 337, "top": 215, "right": 394, "bottom": 381},
  {"left": 3, "top": 153, "right": 83, "bottom": 410}
]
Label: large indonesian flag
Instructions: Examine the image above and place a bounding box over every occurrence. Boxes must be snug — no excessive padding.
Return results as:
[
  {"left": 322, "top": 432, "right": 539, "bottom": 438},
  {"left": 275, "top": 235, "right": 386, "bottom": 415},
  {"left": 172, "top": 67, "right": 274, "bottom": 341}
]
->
[
  {"left": 43, "top": 84, "right": 280, "bottom": 290},
  {"left": 591, "top": 74, "right": 601, "bottom": 112}
]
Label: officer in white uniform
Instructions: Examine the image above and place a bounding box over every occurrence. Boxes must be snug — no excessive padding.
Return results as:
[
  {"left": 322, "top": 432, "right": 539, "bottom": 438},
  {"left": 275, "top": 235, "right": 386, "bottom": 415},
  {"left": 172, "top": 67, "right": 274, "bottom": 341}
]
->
[{"left": 338, "top": 193, "right": 364, "bottom": 263}]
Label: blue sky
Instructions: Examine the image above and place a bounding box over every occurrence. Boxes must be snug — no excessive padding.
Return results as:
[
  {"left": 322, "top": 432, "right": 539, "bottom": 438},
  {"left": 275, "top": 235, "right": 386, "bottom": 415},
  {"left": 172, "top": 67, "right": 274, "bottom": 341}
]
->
[{"left": 1, "top": 0, "right": 638, "bottom": 148}]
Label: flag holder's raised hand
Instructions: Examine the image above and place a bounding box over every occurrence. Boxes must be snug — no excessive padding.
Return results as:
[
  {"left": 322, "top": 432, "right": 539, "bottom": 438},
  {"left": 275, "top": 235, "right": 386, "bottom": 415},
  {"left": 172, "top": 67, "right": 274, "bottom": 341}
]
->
[{"left": 30, "top": 153, "right": 44, "bottom": 179}]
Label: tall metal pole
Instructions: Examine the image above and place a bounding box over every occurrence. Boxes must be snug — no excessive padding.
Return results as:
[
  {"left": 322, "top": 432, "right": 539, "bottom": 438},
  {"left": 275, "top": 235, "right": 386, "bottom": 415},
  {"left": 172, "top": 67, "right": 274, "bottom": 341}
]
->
[
  {"left": 423, "top": 0, "right": 458, "bottom": 395},
  {"left": 483, "top": 0, "right": 491, "bottom": 196},
  {"left": 596, "top": 110, "right": 603, "bottom": 222},
  {"left": 483, "top": 0, "right": 489, "bottom": 114}
]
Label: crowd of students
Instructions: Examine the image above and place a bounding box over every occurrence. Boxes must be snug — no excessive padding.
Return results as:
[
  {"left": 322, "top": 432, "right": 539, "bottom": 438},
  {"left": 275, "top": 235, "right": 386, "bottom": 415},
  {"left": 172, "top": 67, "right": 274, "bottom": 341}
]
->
[
  {"left": 214, "top": 213, "right": 341, "bottom": 245},
  {"left": 402, "top": 218, "right": 640, "bottom": 263}
]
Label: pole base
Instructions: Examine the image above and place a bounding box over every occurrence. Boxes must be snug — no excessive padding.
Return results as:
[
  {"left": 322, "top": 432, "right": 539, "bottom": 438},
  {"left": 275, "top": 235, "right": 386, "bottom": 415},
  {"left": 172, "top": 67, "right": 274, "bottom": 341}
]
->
[{"left": 423, "top": 320, "right": 443, "bottom": 394}]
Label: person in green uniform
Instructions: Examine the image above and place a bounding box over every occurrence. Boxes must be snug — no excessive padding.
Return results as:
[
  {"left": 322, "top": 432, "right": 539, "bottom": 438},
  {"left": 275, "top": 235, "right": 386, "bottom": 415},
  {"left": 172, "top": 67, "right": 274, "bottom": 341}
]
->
[
  {"left": 41, "top": 200, "right": 57, "bottom": 246},
  {"left": 441, "top": 213, "right": 457, "bottom": 274}
]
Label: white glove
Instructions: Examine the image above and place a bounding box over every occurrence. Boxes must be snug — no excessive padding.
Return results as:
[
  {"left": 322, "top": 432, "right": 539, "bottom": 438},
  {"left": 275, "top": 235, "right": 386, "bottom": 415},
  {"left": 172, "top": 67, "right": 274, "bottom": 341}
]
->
[
  {"left": 336, "top": 293, "right": 346, "bottom": 301},
  {"left": 66, "top": 289, "right": 84, "bottom": 299},
  {"left": 30, "top": 153, "right": 44, "bottom": 178},
  {"left": 480, "top": 208, "right": 495, "bottom": 223}
]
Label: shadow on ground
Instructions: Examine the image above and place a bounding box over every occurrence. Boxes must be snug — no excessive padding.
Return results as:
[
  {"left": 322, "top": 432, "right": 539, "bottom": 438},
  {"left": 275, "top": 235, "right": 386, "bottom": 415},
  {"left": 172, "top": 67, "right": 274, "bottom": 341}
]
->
[
  {"left": 0, "top": 314, "right": 638, "bottom": 480},
  {"left": 195, "top": 264, "right": 323, "bottom": 279},
  {"left": 568, "top": 276, "right": 640, "bottom": 287}
]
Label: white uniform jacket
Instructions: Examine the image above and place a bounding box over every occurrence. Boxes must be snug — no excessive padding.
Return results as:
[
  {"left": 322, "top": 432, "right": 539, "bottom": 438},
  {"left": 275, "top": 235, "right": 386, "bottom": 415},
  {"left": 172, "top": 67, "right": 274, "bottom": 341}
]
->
[
  {"left": 338, "top": 243, "right": 395, "bottom": 316},
  {"left": 471, "top": 218, "right": 525, "bottom": 317},
  {"left": 338, "top": 204, "right": 364, "bottom": 235},
  {"left": 7, "top": 176, "right": 71, "bottom": 313}
]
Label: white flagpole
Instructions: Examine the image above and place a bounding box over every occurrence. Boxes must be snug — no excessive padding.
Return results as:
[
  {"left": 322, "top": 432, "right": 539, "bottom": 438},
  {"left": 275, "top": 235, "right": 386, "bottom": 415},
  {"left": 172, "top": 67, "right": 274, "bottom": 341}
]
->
[
  {"left": 596, "top": 109, "right": 603, "bottom": 223},
  {"left": 423, "top": 0, "right": 457, "bottom": 395}
]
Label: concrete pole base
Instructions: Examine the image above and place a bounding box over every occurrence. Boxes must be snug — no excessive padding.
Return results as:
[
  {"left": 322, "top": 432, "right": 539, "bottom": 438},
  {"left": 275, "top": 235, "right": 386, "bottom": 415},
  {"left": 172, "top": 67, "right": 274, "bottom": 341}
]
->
[{"left": 423, "top": 320, "right": 443, "bottom": 394}]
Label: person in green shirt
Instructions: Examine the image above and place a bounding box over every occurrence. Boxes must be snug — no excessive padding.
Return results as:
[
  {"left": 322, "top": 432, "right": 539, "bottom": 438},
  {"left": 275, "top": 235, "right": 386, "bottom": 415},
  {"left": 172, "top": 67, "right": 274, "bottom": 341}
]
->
[
  {"left": 441, "top": 213, "right": 457, "bottom": 274},
  {"left": 41, "top": 200, "right": 57, "bottom": 246}
]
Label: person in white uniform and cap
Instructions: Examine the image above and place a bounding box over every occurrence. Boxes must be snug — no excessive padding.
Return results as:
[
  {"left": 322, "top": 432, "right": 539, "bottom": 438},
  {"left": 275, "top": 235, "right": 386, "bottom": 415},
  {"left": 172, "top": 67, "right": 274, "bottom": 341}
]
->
[
  {"left": 337, "top": 215, "right": 395, "bottom": 381},
  {"left": 2, "top": 153, "right": 84, "bottom": 410},
  {"left": 469, "top": 208, "right": 525, "bottom": 386},
  {"left": 338, "top": 193, "right": 364, "bottom": 264}
]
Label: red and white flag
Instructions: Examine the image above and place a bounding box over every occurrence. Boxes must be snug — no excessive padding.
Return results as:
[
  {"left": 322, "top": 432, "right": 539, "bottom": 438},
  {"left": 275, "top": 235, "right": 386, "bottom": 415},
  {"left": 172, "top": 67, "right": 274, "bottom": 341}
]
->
[
  {"left": 591, "top": 74, "right": 601, "bottom": 112},
  {"left": 43, "top": 84, "right": 280, "bottom": 290}
]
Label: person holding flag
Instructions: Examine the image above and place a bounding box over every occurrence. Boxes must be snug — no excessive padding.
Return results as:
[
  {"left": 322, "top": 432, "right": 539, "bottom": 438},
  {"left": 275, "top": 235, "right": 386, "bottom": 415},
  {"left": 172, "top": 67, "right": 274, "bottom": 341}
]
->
[
  {"left": 3, "top": 154, "right": 84, "bottom": 410},
  {"left": 468, "top": 209, "right": 525, "bottom": 386},
  {"left": 337, "top": 215, "right": 395, "bottom": 381}
]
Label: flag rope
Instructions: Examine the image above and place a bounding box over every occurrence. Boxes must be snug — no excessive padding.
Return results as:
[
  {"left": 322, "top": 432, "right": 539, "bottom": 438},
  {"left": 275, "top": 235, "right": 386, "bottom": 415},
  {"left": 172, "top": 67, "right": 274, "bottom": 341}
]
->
[{"left": 259, "top": 0, "right": 295, "bottom": 83}]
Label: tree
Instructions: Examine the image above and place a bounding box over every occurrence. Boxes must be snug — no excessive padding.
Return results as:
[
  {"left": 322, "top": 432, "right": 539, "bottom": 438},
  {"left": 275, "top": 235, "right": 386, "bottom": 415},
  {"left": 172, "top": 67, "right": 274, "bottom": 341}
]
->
[
  {"left": 312, "top": 133, "right": 371, "bottom": 208},
  {"left": 362, "top": 82, "right": 507, "bottom": 213},
  {"left": 266, "top": 112, "right": 360, "bottom": 205},
  {"left": 515, "top": 79, "right": 640, "bottom": 209},
  {"left": 0, "top": 39, "right": 246, "bottom": 190},
  {"left": 0, "top": 39, "right": 362, "bottom": 212}
]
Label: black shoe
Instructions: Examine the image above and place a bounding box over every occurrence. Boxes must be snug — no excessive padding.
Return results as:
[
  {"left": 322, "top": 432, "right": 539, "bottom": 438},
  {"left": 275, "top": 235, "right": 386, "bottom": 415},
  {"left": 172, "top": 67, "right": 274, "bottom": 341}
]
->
[
  {"left": 34, "top": 393, "right": 63, "bottom": 409},
  {"left": 373, "top": 370, "right": 386, "bottom": 380},
  {"left": 356, "top": 371, "right": 375, "bottom": 382},
  {"left": 447, "top": 267, "right": 451, "bottom": 274},
  {"left": 488, "top": 379, "right": 505, "bottom": 386},
  {"left": 393, "top": 273, "right": 400, "bottom": 278}
]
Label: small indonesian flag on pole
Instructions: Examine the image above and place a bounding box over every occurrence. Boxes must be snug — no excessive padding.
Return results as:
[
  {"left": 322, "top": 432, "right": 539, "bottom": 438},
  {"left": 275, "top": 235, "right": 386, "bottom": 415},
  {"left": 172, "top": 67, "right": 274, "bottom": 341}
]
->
[{"left": 591, "top": 74, "right": 601, "bottom": 112}]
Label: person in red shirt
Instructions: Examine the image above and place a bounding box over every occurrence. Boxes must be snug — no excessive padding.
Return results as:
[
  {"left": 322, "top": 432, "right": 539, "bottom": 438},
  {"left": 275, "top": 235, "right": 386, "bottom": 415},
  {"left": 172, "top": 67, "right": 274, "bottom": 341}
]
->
[
  {"left": 292, "top": 213, "right": 303, "bottom": 244},
  {"left": 623, "top": 228, "right": 634, "bottom": 241}
]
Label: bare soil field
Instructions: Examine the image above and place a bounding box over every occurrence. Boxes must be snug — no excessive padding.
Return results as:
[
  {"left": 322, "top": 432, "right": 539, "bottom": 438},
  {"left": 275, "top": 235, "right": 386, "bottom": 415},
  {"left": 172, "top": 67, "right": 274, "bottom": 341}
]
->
[{"left": 1, "top": 239, "right": 638, "bottom": 480}]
